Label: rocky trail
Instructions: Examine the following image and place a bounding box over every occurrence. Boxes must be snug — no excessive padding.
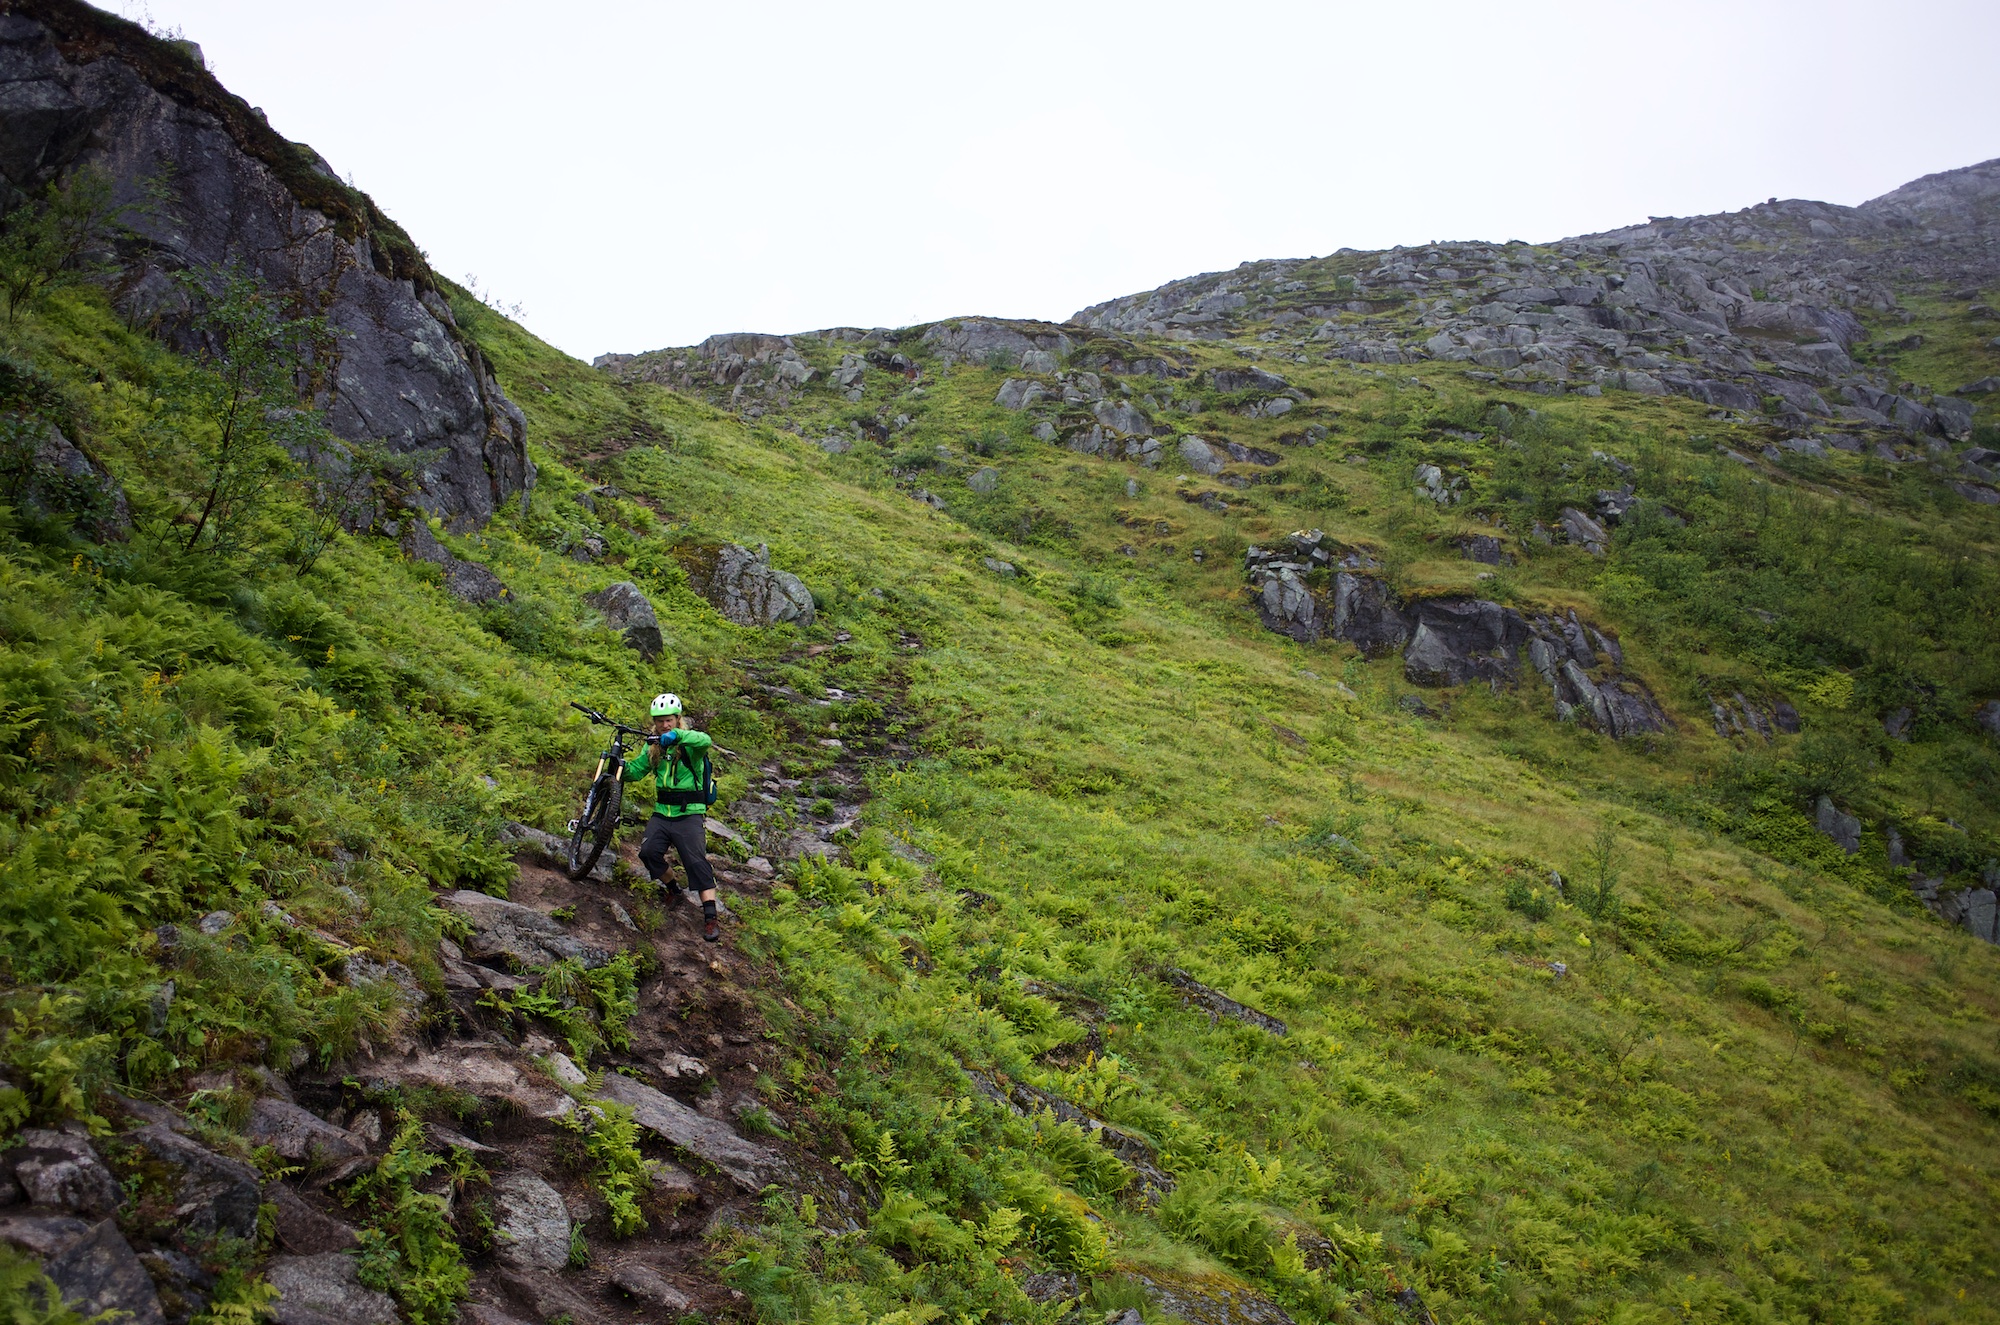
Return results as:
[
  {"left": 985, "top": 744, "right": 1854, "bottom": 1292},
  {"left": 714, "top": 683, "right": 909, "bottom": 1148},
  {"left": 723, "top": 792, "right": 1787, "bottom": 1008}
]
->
[{"left": 0, "top": 646, "right": 916, "bottom": 1325}]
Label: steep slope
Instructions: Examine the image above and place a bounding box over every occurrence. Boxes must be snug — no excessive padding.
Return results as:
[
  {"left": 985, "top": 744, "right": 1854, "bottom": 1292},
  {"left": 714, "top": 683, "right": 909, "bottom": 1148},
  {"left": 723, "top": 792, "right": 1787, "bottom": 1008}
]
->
[{"left": 0, "top": 11, "right": 1998, "bottom": 1325}]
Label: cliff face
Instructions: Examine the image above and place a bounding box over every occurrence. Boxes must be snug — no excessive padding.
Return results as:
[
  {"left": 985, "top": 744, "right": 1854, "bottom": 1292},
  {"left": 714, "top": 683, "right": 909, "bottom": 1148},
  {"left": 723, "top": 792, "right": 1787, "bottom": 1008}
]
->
[{"left": 0, "top": 0, "right": 530, "bottom": 529}]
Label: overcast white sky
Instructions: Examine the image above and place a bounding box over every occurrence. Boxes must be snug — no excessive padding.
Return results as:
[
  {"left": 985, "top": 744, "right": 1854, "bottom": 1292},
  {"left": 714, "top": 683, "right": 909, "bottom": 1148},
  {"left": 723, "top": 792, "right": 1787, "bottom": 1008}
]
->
[{"left": 114, "top": 0, "right": 2000, "bottom": 362}]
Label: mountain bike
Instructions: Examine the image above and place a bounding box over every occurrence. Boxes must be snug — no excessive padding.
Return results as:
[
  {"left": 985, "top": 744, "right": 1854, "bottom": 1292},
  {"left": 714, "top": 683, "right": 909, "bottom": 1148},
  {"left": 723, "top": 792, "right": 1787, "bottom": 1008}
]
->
[{"left": 565, "top": 702, "right": 654, "bottom": 880}]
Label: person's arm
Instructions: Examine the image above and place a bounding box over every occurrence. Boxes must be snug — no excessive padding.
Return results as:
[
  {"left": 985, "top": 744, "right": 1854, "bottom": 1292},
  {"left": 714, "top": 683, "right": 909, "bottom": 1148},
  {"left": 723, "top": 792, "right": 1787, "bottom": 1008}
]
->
[
  {"left": 623, "top": 741, "right": 659, "bottom": 781},
  {"left": 662, "top": 728, "right": 713, "bottom": 754}
]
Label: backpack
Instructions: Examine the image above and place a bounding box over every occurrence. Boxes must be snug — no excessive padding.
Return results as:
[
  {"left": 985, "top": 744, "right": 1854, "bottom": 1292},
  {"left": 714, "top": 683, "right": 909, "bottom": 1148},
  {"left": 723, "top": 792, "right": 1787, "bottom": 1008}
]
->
[{"left": 655, "top": 743, "right": 718, "bottom": 809}]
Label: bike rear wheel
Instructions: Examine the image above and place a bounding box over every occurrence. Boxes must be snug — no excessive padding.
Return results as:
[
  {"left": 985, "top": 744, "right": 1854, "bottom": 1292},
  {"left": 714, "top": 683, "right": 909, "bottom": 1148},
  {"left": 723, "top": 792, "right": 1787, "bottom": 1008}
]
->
[{"left": 566, "top": 775, "right": 622, "bottom": 879}]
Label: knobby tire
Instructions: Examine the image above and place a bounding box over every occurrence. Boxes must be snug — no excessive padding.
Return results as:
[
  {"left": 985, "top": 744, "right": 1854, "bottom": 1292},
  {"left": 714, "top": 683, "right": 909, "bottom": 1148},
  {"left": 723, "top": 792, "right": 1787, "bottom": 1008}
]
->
[{"left": 567, "top": 775, "right": 622, "bottom": 879}]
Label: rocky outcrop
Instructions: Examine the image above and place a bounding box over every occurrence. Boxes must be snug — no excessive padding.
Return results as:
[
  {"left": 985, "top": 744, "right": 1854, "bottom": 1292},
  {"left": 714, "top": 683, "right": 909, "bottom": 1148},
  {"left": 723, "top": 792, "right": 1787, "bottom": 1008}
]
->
[
  {"left": 1245, "top": 532, "right": 1666, "bottom": 736},
  {"left": 14, "top": 423, "right": 131, "bottom": 541},
  {"left": 609, "top": 1264, "right": 691, "bottom": 1312},
  {"left": 582, "top": 581, "right": 663, "bottom": 659},
  {"left": 681, "top": 542, "right": 815, "bottom": 628},
  {"left": 1814, "top": 797, "right": 1863, "bottom": 855},
  {"left": 919, "top": 318, "right": 1074, "bottom": 368},
  {"left": 399, "top": 520, "right": 509, "bottom": 602},
  {"left": 966, "top": 1070, "right": 1175, "bottom": 1205},
  {"left": 1163, "top": 969, "right": 1288, "bottom": 1035},
  {"left": 1710, "top": 691, "right": 1801, "bottom": 741},
  {"left": 436, "top": 890, "right": 608, "bottom": 970},
  {"left": 339, "top": 1042, "right": 572, "bottom": 1121},
  {"left": 0, "top": 6, "right": 530, "bottom": 530},
  {"left": 1074, "top": 159, "right": 2000, "bottom": 451}
]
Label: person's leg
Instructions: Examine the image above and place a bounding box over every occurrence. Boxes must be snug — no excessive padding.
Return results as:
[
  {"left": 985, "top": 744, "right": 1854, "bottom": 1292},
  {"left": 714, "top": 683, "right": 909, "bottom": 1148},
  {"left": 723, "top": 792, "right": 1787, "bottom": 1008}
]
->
[
  {"left": 637, "top": 814, "right": 677, "bottom": 894},
  {"left": 664, "top": 814, "right": 720, "bottom": 928}
]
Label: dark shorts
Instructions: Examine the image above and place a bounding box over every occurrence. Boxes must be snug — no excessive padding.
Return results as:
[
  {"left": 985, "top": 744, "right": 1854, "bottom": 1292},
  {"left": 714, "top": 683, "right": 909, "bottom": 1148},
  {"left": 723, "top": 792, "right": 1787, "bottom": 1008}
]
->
[{"left": 637, "top": 812, "right": 716, "bottom": 895}]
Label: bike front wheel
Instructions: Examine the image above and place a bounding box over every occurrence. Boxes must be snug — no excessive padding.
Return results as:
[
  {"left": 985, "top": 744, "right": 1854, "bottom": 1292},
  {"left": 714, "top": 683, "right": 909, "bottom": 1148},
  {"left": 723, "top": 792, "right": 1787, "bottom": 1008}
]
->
[{"left": 566, "top": 775, "right": 623, "bottom": 879}]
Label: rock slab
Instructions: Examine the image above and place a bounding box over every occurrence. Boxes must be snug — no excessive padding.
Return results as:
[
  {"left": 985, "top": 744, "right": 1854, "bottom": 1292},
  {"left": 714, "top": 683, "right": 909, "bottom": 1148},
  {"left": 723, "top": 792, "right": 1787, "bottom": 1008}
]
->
[
  {"left": 266, "top": 1253, "right": 399, "bottom": 1325},
  {"left": 596, "top": 1073, "right": 793, "bottom": 1192},
  {"left": 437, "top": 890, "right": 608, "bottom": 969},
  {"left": 490, "top": 1171, "right": 571, "bottom": 1273}
]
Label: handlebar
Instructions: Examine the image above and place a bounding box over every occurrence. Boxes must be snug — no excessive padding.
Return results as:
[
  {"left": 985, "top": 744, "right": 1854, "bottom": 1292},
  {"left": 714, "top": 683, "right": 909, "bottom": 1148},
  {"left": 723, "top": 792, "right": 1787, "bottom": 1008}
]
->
[{"left": 569, "top": 702, "right": 653, "bottom": 741}]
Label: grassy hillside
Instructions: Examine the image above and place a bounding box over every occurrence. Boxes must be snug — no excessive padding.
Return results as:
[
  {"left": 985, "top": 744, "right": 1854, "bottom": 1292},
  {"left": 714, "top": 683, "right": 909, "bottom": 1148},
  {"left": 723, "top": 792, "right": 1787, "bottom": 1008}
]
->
[{"left": 3, "top": 259, "right": 1999, "bottom": 1325}]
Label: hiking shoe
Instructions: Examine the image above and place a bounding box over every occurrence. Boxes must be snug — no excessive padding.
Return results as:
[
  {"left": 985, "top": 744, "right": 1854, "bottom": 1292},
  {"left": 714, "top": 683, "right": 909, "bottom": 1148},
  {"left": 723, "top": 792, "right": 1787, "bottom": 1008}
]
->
[{"left": 703, "top": 917, "right": 721, "bottom": 943}]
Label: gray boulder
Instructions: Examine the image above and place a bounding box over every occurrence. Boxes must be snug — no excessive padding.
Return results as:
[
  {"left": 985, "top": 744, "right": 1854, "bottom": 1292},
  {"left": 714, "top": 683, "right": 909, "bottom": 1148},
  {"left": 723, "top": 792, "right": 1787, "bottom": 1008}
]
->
[
  {"left": 15, "top": 425, "right": 131, "bottom": 542},
  {"left": 1461, "top": 535, "right": 1506, "bottom": 565},
  {"left": 123, "top": 1125, "right": 261, "bottom": 1239},
  {"left": 967, "top": 467, "right": 1000, "bottom": 495},
  {"left": 583, "top": 581, "right": 663, "bottom": 660},
  {"left": 688, "top": 543, "right": 815, "bottom": 628},
  {"left": 1403, "top": 600, "right": 1523, "bottom": 687},
  {"left": 263, "top": 1185, "right": 359, "bottom": 1255},
  {"left": 436, "top": 891, "right": 609, "bottom": 969},
  {"left": 610, "top": 1265, "right": 690, "bottom": 1312},
  {"left": 1256, "top": 569, "right": 1317, "bottom": 643},
  {"left": 1019, "top": 349, "right": 1059, "bottom": 374},
  {"left": 1208, "top": 367, "right": 1289, "bottom": 393},
  {"left": 266, "top": 1254, "right": 399, "bottom": 1325},
  {"left": 1815, "top": 796, "right": 1861, "bottom": 854},
  {"left": 1327, "top": 573, "right": 1408, "bottom": 657},
  {"left": 1177, "top": 437, "right": 1225, "bottom": 476},
  {"left": 3, "top": 1129, "right": 121, "bottom": 1218},
  {"left": 1932, "top": 396, "right": 1975, "bottom": 440},
  {"left": 0, "top": 1215, "right": 93, "bottom": 1257},
  {"left": 1957, "top": 889, "right": 1999, "bottom": 944},
  {"left": 1559, "top": 507, "right": 1608, "bottom": 555},
  {"left": 1221, "top": 441, "right": 1282, "bottom": 466},
  {"left": 994, "top": 378, "right": 1046, "bottom": 410},
  {"left": 244, "top": 1099, "right": 368, "bottom": 1168},
  {"left": 1092, "top": 399, "right": 1152, "bottom": 436},
  {"left": 402, "top": 521, "right": 510, "bottom": 604},
  {"left": 0, "top": 13, "right": 530, "bottom": 530},
  {"left": 40, "top": 1220, "right": 166, "bottom": 1325},
  {"left": 491, "top": 1171, "right": 572, "bottom": 1273},
  {"left": 981, "top": 557, "right": 1016, "bottom": 577}
]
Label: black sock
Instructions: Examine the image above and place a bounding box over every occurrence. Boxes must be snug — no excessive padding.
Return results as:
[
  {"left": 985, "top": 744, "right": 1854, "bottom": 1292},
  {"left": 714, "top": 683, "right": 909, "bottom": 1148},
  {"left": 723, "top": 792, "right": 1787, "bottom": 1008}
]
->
[{"left": 702, "top": 899, "right": 718, "bottom": 921}]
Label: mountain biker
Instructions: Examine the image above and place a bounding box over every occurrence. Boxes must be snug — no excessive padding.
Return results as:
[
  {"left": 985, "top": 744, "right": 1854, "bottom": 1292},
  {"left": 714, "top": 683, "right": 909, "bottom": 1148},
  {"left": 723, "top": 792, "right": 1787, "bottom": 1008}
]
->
[{"left": 627, "top": 692, "right": 722, "bottom": 943}]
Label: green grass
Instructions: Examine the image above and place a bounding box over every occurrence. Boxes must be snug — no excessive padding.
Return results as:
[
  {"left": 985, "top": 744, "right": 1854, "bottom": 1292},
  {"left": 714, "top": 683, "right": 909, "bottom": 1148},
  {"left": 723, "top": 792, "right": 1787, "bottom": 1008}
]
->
[{"left": 1, "top": 271, "right": 1997, "bottom": 1325}]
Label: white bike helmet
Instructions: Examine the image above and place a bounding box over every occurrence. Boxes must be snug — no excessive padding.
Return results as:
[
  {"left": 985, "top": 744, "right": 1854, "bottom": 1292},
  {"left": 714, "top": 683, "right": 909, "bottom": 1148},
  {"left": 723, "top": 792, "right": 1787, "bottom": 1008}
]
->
[{"left": 650, "top": 692, "right": 683, "bottom": 717}]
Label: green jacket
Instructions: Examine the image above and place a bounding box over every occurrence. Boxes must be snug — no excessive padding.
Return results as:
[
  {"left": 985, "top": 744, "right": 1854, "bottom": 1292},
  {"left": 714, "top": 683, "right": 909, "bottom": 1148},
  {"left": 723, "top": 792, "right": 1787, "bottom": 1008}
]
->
[{"left": 624, "top": 729, "right": 714, "bottom": 818}]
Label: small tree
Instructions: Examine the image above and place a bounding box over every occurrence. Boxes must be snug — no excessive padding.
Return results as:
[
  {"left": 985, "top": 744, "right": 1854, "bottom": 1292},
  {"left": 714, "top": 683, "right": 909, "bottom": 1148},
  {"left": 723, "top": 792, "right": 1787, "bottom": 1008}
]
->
[
  {"left": 1579, "top": 816, "right": 1624, "bottom": 920},
  {"left": 287, "top": 436, "right": 429, "bottom": 577},
  {"left": 0, "top": 167, "right": 124, "bottom": 325},
  {"left": 165, "top": 265, "right": 339, "bottom": 559}
]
